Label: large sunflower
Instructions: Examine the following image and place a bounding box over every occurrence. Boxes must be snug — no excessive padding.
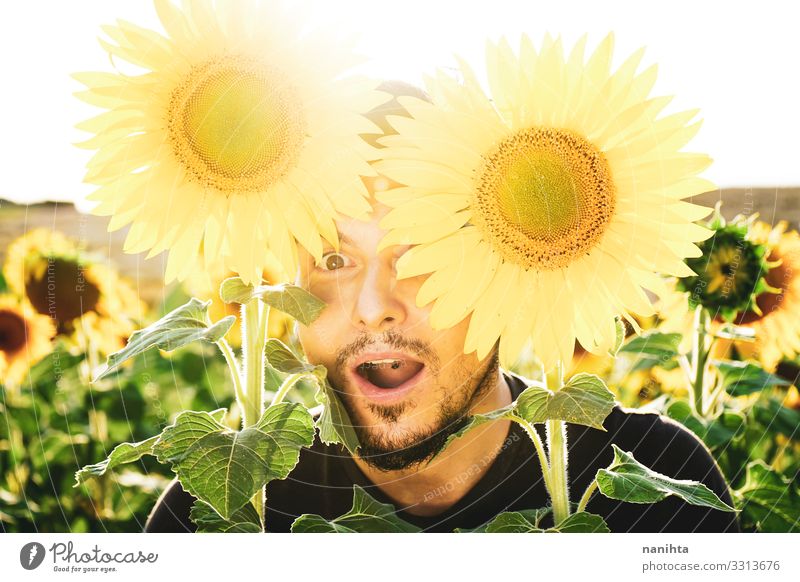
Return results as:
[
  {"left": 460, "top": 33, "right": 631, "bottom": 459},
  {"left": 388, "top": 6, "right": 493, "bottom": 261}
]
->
[
  {"left": 375, "top": 34, "right": 713, "bottom": 370},
  {"left": 74, "top": 0, "right": 387, "bottom": 286},
  {"left": 0, "top": 295, "right": 56, "bottom": 386},
  {"left": 3, "top": 228, "right": 146, "bottom": 356}
]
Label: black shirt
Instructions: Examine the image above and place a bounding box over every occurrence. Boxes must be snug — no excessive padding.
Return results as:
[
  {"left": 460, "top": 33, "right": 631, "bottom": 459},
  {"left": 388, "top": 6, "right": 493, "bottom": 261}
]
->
[{"left": 144, "top": 370, "right": 740, "bottom": 533}]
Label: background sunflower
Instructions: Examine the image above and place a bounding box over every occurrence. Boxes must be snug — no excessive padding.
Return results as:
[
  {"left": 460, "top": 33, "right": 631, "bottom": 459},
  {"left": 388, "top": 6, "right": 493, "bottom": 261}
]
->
[
  {"left": 3, "top": 228, "right": 146, "bottom": 357},
  {"left": 0, "top": 295, "right": 56, "bottom": 386}
]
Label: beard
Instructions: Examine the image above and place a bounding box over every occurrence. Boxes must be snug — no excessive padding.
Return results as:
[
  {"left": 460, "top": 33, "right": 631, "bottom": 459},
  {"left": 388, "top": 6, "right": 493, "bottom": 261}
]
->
[{"left": 331, "top": 330, "right": 500, "bottom": 472}]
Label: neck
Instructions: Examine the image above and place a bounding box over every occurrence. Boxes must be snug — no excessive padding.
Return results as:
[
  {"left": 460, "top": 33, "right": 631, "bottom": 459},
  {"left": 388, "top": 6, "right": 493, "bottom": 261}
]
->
[{"left": 352, "top": 363, "right": 514, "bottom": 517}]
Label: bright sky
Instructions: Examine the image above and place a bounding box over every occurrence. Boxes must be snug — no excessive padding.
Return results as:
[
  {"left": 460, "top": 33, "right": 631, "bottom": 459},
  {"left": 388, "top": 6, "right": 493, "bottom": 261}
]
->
[{"left": 1, "top": 0, "right": 798, "bottom": 211}]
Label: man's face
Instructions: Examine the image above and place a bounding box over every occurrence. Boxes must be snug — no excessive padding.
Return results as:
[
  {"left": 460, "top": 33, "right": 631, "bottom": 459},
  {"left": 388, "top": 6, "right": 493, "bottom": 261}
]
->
[{"left": 295, "top": 177, "right": 499, "bottom": 471}]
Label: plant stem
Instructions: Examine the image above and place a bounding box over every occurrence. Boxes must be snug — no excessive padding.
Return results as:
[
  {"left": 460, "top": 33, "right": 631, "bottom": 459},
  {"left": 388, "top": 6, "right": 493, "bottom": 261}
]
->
[
  {"left": 242, "top": 298, "right": 269, "bottom": 531},
  {"left": 509, "top": 414, "right": 554, "bottom": 497},
  {"left": 271, "top": 373, "right": 304, "bottom": 406},
  {"left": 216, "top": 338, "right": 246, "bottom": 416},
  {"left": 576, "top": 479, "right": 598, "bottom": 514},
  {"left": 242, "top": 298, "right": 268, "bottom": 428},
  {"left": 691, "top": 305, "right": 709, "bottom": 417},
  {"left": 546, "top": 361, "right": 571, "bottom": 526}
]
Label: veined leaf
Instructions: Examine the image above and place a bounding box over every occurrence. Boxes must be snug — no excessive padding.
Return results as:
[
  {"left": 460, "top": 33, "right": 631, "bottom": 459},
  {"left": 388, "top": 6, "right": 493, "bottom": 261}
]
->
[
  {"left": 596, "top": 444, "right": 737, "bottom": 512},
  {"left": 609, "top": 316, "right": 626, "bottom": 357},
  {"left": 619, "top": 331, "right": 681, "bottom": 372},
  {"left": 73, "top": 435, "right": 160, "bottom": 486},
  {"left": 291, "top": 485, "right": 420, "bottom": 533},
  {"left": 92, "top": 298, "right": 235, "bottom": 382},
  {"left": 734, "top": 460, "right": 800, "bottom": 532},
  {"left": 462, "top": 508, "right": 609, "bottom": 533},
  {"left": 262, "top": 339, "right": 360, "bottom": 454},
  {"left": 154, "top": 403, "right": 314, "bottom": 519},
  {"left": 190, "top": 499, "right": 261, "bottom": 533},
  {"left": 436, "top": 374, "right": 615, "bottom": 458},
  {"left": 666, "top": 400, "right": 745, "bottom": 449},
  {"left": 219, "top": 276, "right": 325, "bottom": 326},
  {"left": 714, "top": 359, "right": 790, "bottom": 397},
  {"left": 620, "top": 331, "right": 682, "bottom": 357}
]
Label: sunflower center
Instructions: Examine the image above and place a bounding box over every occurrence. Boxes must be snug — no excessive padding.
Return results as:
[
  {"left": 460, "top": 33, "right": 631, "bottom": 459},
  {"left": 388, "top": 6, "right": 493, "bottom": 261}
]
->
[
  {"left": 168, "top": 56, "right": 306, "bottom": 193},
  {"left": 0, "top": 309, "right": 28, "bottom": 355},
  {"left": 472, "top": 127, "right": 615, "bottom": 270},
  {"left": 24, "top": 257, "right": 101, "bottom": 333}
]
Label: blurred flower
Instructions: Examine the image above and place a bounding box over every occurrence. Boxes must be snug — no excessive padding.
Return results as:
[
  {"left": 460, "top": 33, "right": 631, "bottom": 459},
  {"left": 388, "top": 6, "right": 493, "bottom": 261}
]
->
[
  {"left": 0, "top": 294, "right": 56, "bottom": 385},
  {"left": 3, "top": 228, "right": 146, "bottom": 356},
  {"left": 677, "top": 211, "right": 777, "bottom": 322}
]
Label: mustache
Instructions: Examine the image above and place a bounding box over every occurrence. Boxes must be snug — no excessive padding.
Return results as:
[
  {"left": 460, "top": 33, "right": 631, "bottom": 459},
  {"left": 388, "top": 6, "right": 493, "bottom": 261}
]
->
[{"left": 334, "top": 328, "right": 441, "bottom": 374}]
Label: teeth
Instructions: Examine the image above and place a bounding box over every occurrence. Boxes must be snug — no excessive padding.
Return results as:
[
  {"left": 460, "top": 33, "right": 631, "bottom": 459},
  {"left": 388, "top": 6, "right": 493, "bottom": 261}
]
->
[{"left": 360, "top": 358, "right": 404, "bottom": 369}]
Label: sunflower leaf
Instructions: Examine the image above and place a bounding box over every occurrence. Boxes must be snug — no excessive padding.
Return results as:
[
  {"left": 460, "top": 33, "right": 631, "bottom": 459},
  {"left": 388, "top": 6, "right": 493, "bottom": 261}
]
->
[
  {"left": 713, "top": 359, "right": 789, "bottom": 396},
  {"left": 291, "top": 485, "right": 420, "bottom": 532},
  {"left": 153, "top": 403, "right": 314, "bottom": 520},
  {"left": 314, "top": 372, "right": 361, "bottom": 455},
  {"left": 609, "top": 316, "right": 626, "bottom": 357},
  {"left": 219, "top": 276, "right": 326, "bottom": 326},
  {"left": 596, "top": 444, "right": 737, "bottom": 512},
  {"left": 461, "top": 508, "right": 609, "bottom": 533},
  {"left": 73, "top": 435, "right": 160, "bottom": 486},
  {"left": 261, "top": 339, "right": 360, "bottom": 453},
  {"left": 435, "top": 374, "right": 615, "bottom": 458},
  {"left": 92, "top": 298, "right": 235, "bottom": 382},
  {"left": 514, "top": 374, "right": 616, "bottom": 430},
  {"left": 734, "top": 460, "right": 800, "bottom": 532},
  {"left": 189, "top": 499, "right": 261, "bottom": 533}
]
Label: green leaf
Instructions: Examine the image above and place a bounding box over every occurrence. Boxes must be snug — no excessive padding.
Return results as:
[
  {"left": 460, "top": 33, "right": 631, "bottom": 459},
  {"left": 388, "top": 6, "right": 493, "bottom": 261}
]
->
[
  {"left": 92, "top": 298, "right": 235, "bottom": 382},
  {"left": 314, "top": 374, "right": 361, "bottom": 455},
  {"left": 436, "top": 404, "right": 517, "bottom": 459},
  {"left": 436, "top": 374, "right": 615, "bottom": 458},
  {"left": 544, "top": 374, "right": 616, "bottom": 430},
  {"left": 620, "top": 331, "right": 681, "bottom": 372},
  {"left": 514, "top": 374, "right": 616, "bottom": 430},
  {"left": 734, "top": 460, "right": 800, "bottom": 532},
  {"left": 596, "top": 444, "right": 737, "bottom": 512},
  {"left": 620, "top": 331, "right": 682, "bottom": 357},
  {"left": 73, "top": 435, "right": 160, "bottom": 486},
  {"left": 189, "top": 499, "right": 261, "bottom": 533},
  {"left": 465, "top": 508, "right": 609, "bottom": 533},
  {"left": 753, "top": 398, "right": 800, "bottom": 439},
  {"left": 262, "top": 338, "right": 360, "bottom": 453},
  {"left": 154, "top": 403, "right": 314, "bottom": 519},
  {"left": 714, "top": 359, "right": 790, "bottom": 397},
  {"left": 555, "top": 512, "right": 611, "bottom": 532},
  {"left": 665, "top": 400, "right": 745, "bottom": 449},
  {"left": 264, "top": 339, "right": 323, "bottom": 378},
  {"left": 479, "top": 508, "right": 551, "bottom": 532},
  {"left": 291, "top": 485, "right": 420, "bottom": 532},
  {"left": 609, "top": 317, "right": 626, "bottom": 357},
  {"left": 219, "top": 276, "right": 326, "bottom": 326}
]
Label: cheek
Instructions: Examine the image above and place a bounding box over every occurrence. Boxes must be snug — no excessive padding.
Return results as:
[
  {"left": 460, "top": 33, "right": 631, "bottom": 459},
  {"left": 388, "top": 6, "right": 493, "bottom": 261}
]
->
[{"left": 297, "top": 308, "right": 345, "bottom": 366}]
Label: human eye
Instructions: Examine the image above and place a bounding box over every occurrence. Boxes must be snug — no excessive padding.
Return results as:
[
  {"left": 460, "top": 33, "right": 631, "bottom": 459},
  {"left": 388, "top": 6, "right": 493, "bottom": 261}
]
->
[{"left": 316, "top": 251, "right": 354, "bottom": 272}]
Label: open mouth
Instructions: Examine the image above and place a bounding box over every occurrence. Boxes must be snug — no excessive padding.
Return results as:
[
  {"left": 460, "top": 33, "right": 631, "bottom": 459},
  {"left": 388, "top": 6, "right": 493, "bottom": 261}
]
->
[{"left": 354, "top": 357, "right": 425, "bottom": 389}]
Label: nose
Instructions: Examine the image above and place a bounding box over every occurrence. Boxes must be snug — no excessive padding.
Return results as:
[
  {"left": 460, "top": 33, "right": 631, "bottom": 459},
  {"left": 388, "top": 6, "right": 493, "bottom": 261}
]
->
[{"left": 352, "top": 256, "right": 407, "bottom": 331}]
